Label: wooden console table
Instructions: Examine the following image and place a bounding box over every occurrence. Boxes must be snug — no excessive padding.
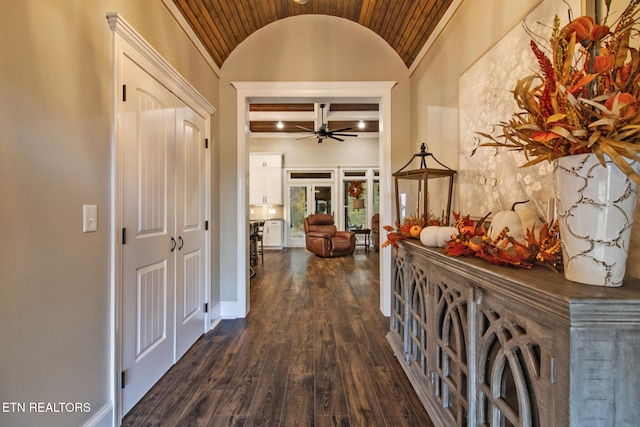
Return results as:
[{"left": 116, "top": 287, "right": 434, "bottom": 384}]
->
[{"left": 389, "top": 240, "right": 640, "bottom": 426}]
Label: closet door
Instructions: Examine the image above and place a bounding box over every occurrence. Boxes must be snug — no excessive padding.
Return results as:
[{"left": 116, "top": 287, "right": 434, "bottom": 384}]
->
[
  {"left": 174, "top": 99, "right": 207, "bottom": 359},
  {"left": 121, "top": 57, "right": 176, "bottom": 415}
]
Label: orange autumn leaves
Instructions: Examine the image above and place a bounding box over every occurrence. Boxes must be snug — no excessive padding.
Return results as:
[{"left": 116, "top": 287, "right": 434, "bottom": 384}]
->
[
  {"left": 475, "top": 1, "right": 640, "bottom": 186},
  {"left": 444, "top": 213, "right": 562, "bottom": 270}
]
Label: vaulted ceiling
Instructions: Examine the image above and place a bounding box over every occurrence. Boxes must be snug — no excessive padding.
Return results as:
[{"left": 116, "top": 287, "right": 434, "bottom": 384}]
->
[
  {"left": 170, "top": 0, "right": 455, "bottom": 137},
  {"left": 172, "top": 0, "right": 455, "bottom": 69}
]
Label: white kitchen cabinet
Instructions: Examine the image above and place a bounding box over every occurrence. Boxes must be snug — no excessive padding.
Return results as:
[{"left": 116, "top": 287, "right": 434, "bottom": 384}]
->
[
  {"left": 263, "top": 220, "right": 283, "bottom": 248},
  {"left": 250, "top": 153, "right": 282, "bottom": 205}
]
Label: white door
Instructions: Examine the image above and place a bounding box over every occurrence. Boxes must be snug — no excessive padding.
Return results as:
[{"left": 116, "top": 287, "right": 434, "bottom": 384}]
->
[
  {"left": 174, "top": 100, "right": 207, "bottom": 359},
  {"left": 286, "top": 183, "right": 334, "bottom": 247},
  {"left": 121, "top": 57, "right": 176, "bottom": 414}
]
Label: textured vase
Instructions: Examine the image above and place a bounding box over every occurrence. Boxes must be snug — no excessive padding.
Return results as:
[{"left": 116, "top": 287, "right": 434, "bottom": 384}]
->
[{"left": 553, "top": 153, "right": 640, "bottom": 286}]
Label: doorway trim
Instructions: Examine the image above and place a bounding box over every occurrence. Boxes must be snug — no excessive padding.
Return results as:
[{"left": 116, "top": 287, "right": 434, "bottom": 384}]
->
[{"left": 233, "top": 81, "right": 395, "bottom": 317}]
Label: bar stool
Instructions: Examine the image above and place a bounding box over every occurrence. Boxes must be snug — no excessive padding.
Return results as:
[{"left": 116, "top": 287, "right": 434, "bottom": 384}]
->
[
  {"left": 249, "top": 221, "right": 264, "bottom": 266},
  {"left": 254, "top": 221, "right": 264, "bottom": 264}
]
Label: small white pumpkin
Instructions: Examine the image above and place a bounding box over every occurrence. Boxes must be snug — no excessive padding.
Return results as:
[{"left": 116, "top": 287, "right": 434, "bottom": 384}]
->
[
  {"left": 420, "top": 226, "right": 440, "bottom": 247},
  {"left": 420, "top": 226, "right": 457, "bottom": 247},
  {"left": 488, "top": 200, "right": 544, "bottom": 244}
]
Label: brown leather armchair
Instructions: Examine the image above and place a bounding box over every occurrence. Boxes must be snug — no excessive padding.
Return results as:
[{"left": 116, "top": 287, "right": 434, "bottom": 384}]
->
[
  {"left": 304, "top": 214, "right": 356, "bottom": 257},
  {"left": 371, "top": 213, "right": 380, "bottom": 252}
]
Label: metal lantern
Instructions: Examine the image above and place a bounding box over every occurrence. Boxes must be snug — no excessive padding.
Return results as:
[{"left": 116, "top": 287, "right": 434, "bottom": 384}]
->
[{"left": 393, "top": 143, "right": 456, "bottom": 225}]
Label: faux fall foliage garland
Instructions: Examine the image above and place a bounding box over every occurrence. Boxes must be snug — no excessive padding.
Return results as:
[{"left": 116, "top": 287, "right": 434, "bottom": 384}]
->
[{"left": 382, "top": 212, "right": 562, "bottom": 271}]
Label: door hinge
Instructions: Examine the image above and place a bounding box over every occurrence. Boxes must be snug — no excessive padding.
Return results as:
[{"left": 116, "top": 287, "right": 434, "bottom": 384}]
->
[
  {"left": 121, "top": 371, "right": 126, "bottom": 389},
  {"left": 204, "top": 303, "right": 209, "bottom": 313},
  {"left": 205, "top": 138, "right": 208, "bottom": 149},
  {"left": 205, "top": 220, "right": 209, "bottom": 231},
  {"left": 122, "top": 227, "right": 127, "bottom": 245},
  {"left": 122, "top": 84, "right": 126, "bottom": 102}
]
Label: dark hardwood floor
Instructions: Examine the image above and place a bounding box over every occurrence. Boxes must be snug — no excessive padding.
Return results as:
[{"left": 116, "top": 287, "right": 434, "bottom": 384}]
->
[{"left": 122, "top": 248, "right": 434, "bottom": 426}]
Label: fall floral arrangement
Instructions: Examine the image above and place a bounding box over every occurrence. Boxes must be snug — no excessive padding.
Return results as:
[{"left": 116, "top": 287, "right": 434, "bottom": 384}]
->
[
  {"left": 475, "top": 1, "right": 640, "bottom": 185},
  {"left": 444, "top": 212, "right": 562, "bottom": 270},
  {"left": 347, "top": 180, "right": 365, "bottom": 199},
  {"left": 381, "top": 214, "right": 443, "bottom": 252}
]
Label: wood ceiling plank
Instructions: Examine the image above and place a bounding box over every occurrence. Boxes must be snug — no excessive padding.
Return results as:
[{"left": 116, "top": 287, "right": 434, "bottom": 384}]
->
[
  {"left": 344, "top": 0, "right": 361, "bottom": 22},
  {"left": 273, "top": 0, "right": 286, "bottom": 20},
  {"left": 250, "top": 103, "right": 315, "bottom": 112},
  {"left": 217, "top": 0, "right": 251, "bottom": 46},
  {"left": 381, "top": 0, "right": 414, "bottom": 49},
  {"left": 327, "top": 120, "right": 379, "bottom": 132},
  {"left": 233, "top": 0, "right": 260, "bottom": 39},
  {"left": 175, "top": 0, "right": 227, "bottom": 65},
  {"left": 195, "top": 0, "right": 238, "bottom": 62},
  {"left": 249, "top": 121, "right": 315, "bottom": 133},
  {"left": 358, "top": 0, "right": 376, "bottom": 27},
  {"left": 398, "top": 0, "right": 449, "bottom": 65},
  {"left": 329, "top": 103, "right": 379, "bottom": 112}
]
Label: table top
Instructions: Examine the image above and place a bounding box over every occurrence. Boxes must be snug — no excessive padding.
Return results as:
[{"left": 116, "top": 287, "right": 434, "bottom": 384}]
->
[{"left": 349, "top": 228, "right": 371, "bottom": 234}]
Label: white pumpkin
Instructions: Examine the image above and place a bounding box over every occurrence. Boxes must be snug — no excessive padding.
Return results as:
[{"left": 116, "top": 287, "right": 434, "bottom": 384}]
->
[
  {"left": 436, "top": 226, "right": 458, "bottom": 247},
  {"left": 420, "top": 226, "right": 458, "bottom": 247},
  {"left": 488, "top": 200, "right": 544, "bottom": 244},
  {"left": 420, "top": 226, "right": 440, "bottom": 247}
]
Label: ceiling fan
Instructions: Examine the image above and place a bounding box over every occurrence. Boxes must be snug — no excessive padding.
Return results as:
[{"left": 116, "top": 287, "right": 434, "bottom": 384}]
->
[{"left": 296, "top": 103, "right": 358, "bottom": 143}]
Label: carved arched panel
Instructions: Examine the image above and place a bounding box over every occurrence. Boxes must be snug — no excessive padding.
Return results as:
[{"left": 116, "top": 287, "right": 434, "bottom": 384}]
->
[
  {"left": 409, "top": 263, "right": 429, "bottom": 374},
  {"left": 477, "top": 307, "right": 544, "bottom": 427},
  {"left": 433, "top": 280, "right": 470, "bottom": 426},
  {"left": 391, "top": 253, "right": 406, "bottom": 337}
]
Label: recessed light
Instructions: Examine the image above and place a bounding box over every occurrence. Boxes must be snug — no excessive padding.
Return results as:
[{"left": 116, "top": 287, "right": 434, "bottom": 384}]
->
[
  {"left": 358, "top": 120, "right": 365, "bottom": 129},
  {"left": 277, "top": 121, "right": 284, "bottom": 129}
]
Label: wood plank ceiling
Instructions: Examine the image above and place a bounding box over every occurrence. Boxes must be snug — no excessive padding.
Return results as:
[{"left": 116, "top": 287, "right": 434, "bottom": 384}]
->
[
  {"left": 172, "top": 0, "right": 454, "bottom": 136},
  {"left": 172, "top": 0, "right": 454, "bottom": 69},
  {"left": 248, "top": 102, "right": 379, "bottom": 137}
]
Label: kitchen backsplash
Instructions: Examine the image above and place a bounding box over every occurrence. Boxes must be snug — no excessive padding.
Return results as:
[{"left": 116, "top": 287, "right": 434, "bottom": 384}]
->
[{"left": 250, "top": 204, "right": 284, "bottom": 220}]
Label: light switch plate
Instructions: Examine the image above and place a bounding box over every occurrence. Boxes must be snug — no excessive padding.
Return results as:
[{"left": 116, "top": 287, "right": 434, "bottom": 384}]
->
[{"left": 83, "top": 204, "right": 98, "bottom": 233}]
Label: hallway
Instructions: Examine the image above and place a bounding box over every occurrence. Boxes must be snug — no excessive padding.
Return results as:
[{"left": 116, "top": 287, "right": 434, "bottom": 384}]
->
[{"left": 122, "top": 248, "right": 434, "bottom": 426}]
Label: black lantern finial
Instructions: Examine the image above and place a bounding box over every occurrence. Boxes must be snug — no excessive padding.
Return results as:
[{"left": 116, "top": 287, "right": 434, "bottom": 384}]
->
[{"left": 396, "top": 142, "right": 453, "bottom": 173}]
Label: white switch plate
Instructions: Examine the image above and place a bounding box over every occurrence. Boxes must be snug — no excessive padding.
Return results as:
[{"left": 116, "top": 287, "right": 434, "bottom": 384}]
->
[{"left": 83, "top": 205, "right": 98, "bottom": 233}]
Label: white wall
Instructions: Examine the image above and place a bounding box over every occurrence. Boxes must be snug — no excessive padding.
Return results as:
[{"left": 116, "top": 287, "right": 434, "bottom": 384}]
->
[
  {"left": 250, "top": 136, "right": 379, "bottom": 168},
  {"left": 0, "top": 1, "right": 218, "bottom": 426}
]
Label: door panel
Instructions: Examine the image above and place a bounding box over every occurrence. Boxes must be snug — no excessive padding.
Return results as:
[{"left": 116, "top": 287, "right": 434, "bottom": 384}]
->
[
  {"left": 136, "top": 261, "right": 168, "bottom": 358},
  {"left": 175, "top": 100, "right": 207, "bottom": 360},
  {"left": 287, "top": 185, "right": 308, "bottom": 247},
  {"left": 122, "top": 57, "right": 176, "bottom": 415},
  {"left": 287, "top": 183, "right": 334, "bottom": 246}
]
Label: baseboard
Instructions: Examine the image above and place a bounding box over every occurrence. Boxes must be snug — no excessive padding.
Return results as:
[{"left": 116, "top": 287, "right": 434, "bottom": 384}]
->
[
  {"left": 209, "top": 301, "right": 222, "bottom": 330},
  {"left": 82, "top": 401, "right": 112, "bottom": 427},
  {"left": 219, "top": 300, "right": 243, "bottom": 319}
]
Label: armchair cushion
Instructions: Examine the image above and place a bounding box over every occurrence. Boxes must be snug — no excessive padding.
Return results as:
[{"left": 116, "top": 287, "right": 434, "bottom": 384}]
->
[{"left": 304, "top": 214, "right": 356, "bottom": 257}]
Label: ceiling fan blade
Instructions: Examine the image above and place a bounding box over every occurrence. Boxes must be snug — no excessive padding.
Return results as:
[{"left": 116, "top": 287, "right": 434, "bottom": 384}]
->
[
  {"left": 329, "top": 135, "right": 345, "bottom": 142},
  {"left": 331, "top": 133, "right": 358, "bottom": 137},
  {"left": 295, "top": 125, "right": 315, "bottom": 132},
  {"left": 328, "top": 127, "right": 352, "bottom": 133}
]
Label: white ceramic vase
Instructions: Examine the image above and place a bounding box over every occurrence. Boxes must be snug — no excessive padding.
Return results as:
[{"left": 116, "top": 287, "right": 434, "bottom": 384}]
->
[{"left": 553, "top": 153, "right": 640, "bottom": 286}]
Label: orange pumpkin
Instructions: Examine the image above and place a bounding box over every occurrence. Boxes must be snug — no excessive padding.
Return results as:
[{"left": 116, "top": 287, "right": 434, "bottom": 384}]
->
[{"left": 409, "top": 225, "right": 423, "bottom": 239}]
